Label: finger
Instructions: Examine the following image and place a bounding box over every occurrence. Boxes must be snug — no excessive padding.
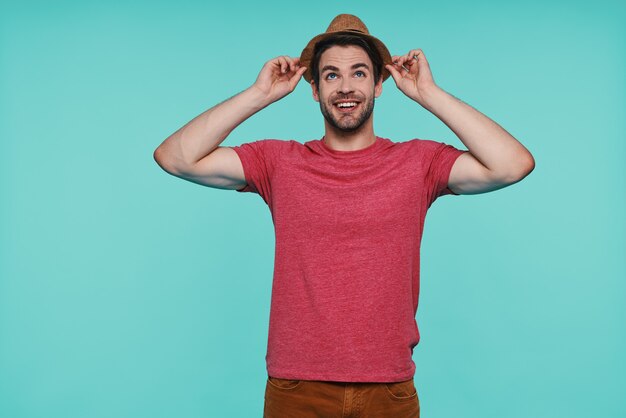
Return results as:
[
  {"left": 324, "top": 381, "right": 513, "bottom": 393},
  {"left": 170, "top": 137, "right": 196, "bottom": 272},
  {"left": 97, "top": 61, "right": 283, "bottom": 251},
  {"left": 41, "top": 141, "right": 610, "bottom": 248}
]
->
[
  {"left": 402, "top": 51, "right": 421, "bottom": 71},
  {"left": 283, "top": 56, "right": 291, "bottom": 74},
  {"left": 272, "top": 56, "right": 283, "bottom": 72},
  {"left": 409, "top": 49, "right": 424, "bottom": 62},
  {"left": 402, "top": 55, "right": 417, "bottom": 70},
  {"left": 403, "top": 50, "right": 418, "bottom": 65},
  {"left": 269, "top": 56, "right": 281, "bottom": 70},
  {"left": 391, "top": 56, "right": 411, "bottom": 74},
  {"left": 287, "top": 60, "right": 301, "bottom": 76},
  {"left": 290, "top": 64, "right": 305, "bottom": 77},
  {"left": 385, "top": 64, "right": 401, "bottom": 83},
  {"left": 393, "top": 57, "right": 404, "bottom": 70},
  {"left": 400, "top": 56, "right": 412, "bottom": 68},
  {"left": 278, "top": 56, "right": 288, "bottom": 73},
  {"left": 285, "top": 56, "right": 297, "bottom": 72},
  {"left": 289, "top": 66, "right": 308, "bottom": 89},
  {"left": 409, "top": 49, "right": 429, "bottom": 74}
]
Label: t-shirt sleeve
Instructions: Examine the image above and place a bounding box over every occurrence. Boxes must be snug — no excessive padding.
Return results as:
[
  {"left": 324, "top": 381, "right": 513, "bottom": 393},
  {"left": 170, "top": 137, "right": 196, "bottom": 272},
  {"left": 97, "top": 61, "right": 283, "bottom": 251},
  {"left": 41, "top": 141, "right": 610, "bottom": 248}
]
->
[
  {"left": 418, "top": 139, "right": 467, "bottom": 207},
  {"left": 229, "top": 139, "right": 282, "bottom": 205}
]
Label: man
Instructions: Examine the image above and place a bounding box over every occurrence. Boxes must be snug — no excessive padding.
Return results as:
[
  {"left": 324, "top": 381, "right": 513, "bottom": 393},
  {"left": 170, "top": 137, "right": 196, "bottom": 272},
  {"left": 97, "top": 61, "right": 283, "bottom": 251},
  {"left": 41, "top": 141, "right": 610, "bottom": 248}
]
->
[{"left": 153, "top": 14, "right": 534, "bottom": 418}]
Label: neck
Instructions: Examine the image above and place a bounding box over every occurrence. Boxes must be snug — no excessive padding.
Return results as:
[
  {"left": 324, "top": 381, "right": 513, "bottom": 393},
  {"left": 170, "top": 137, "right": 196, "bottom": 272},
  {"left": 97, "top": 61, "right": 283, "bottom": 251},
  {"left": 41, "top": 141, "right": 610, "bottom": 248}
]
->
[{"left": 322, "top": 118, "right": 376, "bottom": 151}]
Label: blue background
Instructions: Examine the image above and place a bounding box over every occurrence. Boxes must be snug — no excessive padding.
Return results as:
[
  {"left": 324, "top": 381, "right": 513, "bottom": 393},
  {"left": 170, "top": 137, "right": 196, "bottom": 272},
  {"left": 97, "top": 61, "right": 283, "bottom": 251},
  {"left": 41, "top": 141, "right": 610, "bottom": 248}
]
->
[{"left": 1, "top": 1, "right": 624, "bottom": 417}]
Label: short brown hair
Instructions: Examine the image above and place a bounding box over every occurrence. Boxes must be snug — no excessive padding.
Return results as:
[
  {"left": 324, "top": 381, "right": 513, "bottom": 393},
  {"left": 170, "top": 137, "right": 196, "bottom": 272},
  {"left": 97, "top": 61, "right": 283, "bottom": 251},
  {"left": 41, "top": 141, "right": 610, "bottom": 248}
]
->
[{"left": 310, "top": 33, "right": 383, "bottom": 88}]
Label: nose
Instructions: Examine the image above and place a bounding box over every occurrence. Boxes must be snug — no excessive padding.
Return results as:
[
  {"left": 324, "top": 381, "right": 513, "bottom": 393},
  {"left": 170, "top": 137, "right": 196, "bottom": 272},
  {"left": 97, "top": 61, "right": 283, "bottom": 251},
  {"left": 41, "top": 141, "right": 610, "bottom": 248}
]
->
[{"left": 338, "top": 76, "right": 354, "bottom": 94}]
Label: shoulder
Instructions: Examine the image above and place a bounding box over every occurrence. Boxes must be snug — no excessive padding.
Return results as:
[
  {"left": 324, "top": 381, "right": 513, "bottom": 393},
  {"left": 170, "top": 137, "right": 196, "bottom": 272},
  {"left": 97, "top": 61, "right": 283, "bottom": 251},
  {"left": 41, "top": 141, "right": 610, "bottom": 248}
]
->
[
  {"left": 232, "top": 138, "right": 295, "bottom": 155},
  {"left": 382, "top": 138, "right": 442, "bottom": 158},
  {"left": 406, "top": 138, "right": 445, "bottom": 149},
  {"left": 406, "top": 138, "right": 464, "bottom": 157},
  {"left": 258, "top": 139, "right": 305, "bottom": 150}
]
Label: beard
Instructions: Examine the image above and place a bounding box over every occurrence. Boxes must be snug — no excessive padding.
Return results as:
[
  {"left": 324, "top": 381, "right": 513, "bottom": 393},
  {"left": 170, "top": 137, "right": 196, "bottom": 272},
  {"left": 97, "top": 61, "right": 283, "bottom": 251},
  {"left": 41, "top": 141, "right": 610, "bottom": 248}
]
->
[{"left": 319, "top": 93, "right": 375, "bottom": 133}]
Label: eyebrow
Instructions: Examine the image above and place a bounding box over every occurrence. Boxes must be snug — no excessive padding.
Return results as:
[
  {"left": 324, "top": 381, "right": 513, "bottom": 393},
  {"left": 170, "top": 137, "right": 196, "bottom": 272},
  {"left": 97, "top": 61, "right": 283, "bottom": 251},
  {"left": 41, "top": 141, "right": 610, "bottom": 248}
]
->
[{"left": 321, "top": 63, "right": 370, "bottom": 74}]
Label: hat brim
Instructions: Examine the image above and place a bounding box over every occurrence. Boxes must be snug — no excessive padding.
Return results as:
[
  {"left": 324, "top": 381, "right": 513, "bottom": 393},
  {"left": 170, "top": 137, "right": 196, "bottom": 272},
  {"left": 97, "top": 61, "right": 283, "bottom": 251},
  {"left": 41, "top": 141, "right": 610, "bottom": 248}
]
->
[{"left": 299, "top": 31, "right": 393, "bottom": 84}]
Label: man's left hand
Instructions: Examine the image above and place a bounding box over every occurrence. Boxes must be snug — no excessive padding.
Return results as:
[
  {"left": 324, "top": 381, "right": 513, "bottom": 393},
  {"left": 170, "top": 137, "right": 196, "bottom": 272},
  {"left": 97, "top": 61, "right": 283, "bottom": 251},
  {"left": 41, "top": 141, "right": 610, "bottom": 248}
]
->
[{"left": 385, "top": 49, "right": 439, "bottom": 108}]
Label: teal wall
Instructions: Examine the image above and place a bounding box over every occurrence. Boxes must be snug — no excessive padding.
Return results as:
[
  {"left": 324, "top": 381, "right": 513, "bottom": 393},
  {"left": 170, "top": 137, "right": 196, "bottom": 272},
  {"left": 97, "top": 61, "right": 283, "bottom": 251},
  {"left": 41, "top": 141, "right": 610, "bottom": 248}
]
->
[{"left": 1, "top": 1, "right": 624, "bottom": 417}]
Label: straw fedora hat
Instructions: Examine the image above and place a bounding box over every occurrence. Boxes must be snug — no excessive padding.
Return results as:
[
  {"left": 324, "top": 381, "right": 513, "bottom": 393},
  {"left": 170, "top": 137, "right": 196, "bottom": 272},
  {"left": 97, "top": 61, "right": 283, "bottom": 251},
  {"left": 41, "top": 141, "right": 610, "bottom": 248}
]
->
[{"left": 299, "top": 14, "right": 393, "bottom": 84}]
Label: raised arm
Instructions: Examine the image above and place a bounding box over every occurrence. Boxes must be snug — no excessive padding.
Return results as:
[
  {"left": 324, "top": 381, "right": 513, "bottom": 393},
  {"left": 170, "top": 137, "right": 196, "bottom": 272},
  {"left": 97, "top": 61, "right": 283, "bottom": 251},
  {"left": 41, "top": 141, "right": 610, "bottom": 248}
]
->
[
  {"left": 386, "top": 49, "right": 535, "bottom": 195},
  {"left": 153, "top": 56, "right": 307, "bottom": 189}
]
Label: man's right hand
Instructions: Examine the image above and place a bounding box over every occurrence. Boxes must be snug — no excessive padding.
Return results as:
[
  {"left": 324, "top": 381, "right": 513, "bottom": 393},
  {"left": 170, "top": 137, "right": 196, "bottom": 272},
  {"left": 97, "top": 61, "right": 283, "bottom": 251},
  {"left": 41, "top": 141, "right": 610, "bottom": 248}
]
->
[
  {"left": 154, "top": 56, "right": 307, "bottom": 187},
  {"left": 251, "top": 56, "right": 308, "bottom": 104}
]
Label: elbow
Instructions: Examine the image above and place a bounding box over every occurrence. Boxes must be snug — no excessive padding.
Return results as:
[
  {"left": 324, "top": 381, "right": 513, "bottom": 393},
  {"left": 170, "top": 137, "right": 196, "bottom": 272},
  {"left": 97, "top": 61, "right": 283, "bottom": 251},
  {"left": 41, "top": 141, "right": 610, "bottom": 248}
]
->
[
  {"left": 506, "top": 153, "right": 535, "bottom": 183},
  {"left": 153, "top": 146, "right": 178, "bottom": 175},
  {"left": 522, "top": 146, "right": 535, "bottom": 173},
  {"left": 153, "top": 146, "right": 166, "bottom": 163},
  {"left": 521, "top": 152, "right": 536, "bottom": 178},
  {"left": 153, "top": 147, "right": 166, "bottom": 169}
]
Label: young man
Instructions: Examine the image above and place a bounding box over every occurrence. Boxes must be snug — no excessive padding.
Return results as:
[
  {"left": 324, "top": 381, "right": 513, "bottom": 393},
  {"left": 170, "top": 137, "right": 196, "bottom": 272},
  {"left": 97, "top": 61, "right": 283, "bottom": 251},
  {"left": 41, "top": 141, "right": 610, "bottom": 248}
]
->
[{"left": 154, "top": 14, "right": 534, "bottom": 418}]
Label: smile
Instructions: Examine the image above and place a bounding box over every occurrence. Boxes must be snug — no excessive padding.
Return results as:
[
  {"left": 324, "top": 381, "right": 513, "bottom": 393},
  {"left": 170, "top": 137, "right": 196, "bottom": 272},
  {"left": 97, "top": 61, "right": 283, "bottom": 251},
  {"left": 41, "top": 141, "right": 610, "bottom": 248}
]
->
[{"left": 334, "top": 101, "right": 360, "bottom": 113}]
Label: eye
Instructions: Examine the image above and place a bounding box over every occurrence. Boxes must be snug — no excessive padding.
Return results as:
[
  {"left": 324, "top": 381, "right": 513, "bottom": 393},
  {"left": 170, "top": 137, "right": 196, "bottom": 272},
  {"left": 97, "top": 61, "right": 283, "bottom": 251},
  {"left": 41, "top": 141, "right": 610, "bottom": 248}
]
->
[
  {"left": 326, "top": 73, "right": 337, "bottom": 80},
  {"left": 355, "top": 71, "right": 365, "bottom": 77}
]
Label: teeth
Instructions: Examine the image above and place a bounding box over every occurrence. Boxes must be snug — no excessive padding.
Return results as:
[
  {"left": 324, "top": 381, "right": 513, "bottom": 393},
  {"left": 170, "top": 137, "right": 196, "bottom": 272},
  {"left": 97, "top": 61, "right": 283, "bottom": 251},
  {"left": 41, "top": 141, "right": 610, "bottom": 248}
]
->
[{"left": 337, "top": 102, "right": 357, "bottom": 108}]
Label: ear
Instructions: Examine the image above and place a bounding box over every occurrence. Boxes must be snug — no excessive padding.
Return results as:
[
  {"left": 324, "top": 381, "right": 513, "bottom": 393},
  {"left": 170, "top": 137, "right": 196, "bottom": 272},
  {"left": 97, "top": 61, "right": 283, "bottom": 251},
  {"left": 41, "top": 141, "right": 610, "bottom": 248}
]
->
[
  {"left": 374, "top": 76, "right": 383, "bottom": 98},
  {"left": 311, "top": 80, "right": 320, "bottom": 102}
]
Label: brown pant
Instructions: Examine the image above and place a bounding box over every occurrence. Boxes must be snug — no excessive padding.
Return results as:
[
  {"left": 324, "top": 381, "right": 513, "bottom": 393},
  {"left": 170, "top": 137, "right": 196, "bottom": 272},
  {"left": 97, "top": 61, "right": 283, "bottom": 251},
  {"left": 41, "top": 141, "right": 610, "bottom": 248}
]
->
[{"left": 263, "top": 376, "right": 420, "bottom": 417}]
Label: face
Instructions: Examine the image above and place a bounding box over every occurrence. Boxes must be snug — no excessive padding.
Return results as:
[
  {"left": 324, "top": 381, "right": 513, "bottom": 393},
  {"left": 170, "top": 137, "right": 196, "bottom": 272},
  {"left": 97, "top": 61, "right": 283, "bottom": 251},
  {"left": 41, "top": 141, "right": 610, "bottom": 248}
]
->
[{"left": 312, "top": 45, "right": 383, "bottom": 133}]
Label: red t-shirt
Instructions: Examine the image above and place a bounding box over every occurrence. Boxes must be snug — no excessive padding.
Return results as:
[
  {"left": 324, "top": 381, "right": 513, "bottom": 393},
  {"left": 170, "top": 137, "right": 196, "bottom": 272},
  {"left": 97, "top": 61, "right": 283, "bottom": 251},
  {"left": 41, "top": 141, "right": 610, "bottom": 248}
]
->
[{"left": 231, "top": 136, "right": 466, "bottom": 382}]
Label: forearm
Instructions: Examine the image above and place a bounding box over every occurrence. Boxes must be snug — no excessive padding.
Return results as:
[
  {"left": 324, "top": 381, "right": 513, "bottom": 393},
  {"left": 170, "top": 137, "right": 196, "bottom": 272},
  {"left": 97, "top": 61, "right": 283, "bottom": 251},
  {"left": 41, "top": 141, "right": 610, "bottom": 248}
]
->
[
  {"left": 154, "top": 85, "right": 270, "bottom": 169},
  {"left": 422, "top": 86, "right": 535, "bottom": 178}
]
